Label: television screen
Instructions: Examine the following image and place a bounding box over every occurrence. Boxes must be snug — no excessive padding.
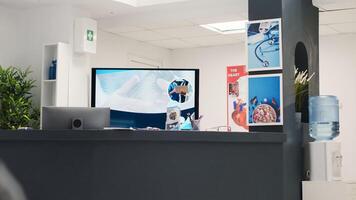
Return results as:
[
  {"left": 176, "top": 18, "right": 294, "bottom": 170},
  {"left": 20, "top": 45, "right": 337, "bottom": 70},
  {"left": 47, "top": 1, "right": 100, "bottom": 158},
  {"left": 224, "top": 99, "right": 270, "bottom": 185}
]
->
[{"left": 91, "top": 68, "right": 199, "bottom": 129}]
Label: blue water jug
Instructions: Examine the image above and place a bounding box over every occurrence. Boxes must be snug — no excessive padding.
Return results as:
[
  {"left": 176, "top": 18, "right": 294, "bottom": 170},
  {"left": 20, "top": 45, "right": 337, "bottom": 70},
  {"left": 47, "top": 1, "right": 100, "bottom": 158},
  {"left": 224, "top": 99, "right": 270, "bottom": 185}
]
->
[{"left": 309, "top": 96, "right": 340, "bottom": 141}]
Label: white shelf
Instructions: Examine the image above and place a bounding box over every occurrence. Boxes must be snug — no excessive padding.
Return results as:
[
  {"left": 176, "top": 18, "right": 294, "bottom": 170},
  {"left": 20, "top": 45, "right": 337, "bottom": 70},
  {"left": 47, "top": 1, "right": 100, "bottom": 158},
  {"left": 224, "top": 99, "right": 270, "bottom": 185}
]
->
[
  {"left": 41, "top": 42, "right": 70, "bottom": 108},
  {"left": 41, "top": 83, "right": 56, "bottom": 107},
  {"left": 40, "top": 43, "right": 71, "bottom": 128}
]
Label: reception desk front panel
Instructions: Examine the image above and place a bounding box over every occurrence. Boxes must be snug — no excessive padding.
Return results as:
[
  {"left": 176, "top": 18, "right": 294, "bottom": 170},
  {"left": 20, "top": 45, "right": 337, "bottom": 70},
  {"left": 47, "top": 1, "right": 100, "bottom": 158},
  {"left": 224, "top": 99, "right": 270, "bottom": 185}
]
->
[{"left": 0, "top": 130, "right": 285, "bottom": 200}]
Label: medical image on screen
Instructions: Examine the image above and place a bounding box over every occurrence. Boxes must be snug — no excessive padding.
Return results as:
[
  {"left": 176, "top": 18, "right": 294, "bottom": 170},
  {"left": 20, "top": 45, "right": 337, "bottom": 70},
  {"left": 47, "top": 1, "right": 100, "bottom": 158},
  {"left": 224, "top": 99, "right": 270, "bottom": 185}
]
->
[
  {"left": 94, "top": 69, "right": 197, "bottom": 129},
  {"left": 168, "top": 79, "right": 192, "bottom": 103}
]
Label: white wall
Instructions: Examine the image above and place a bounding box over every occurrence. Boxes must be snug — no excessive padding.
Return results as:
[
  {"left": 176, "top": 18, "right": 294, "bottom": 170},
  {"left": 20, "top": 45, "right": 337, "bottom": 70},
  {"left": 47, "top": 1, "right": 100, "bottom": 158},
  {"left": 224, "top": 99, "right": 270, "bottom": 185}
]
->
[
  {"left": 1, "top": 5, "right": 85, "bottom": 106},
  {"left": 91, "top": 31, "right": 172, "bottom": 68},
  {"left": 13, "top": 4, "right": 172, "bottom": 107},
  {"left": 319, "top": 34, "right": 356, "bottom": 182},
  {"left": 0, "top": 4, "right": 172, "bottom": 107},
  {"left": 0, "top": 5, "right": 72, "bottom": 105},
  {"left": 18, "top": 5, "right": 75, "bottom": 105},
  {"left": 170, "top": 43, "right": 246, "bottom": 130},
  {"left": 0, "top": 6, "right": 22, "bottom": 67},
  {"left": 76, "top": 31, "right": 173, "bottom": 107}
]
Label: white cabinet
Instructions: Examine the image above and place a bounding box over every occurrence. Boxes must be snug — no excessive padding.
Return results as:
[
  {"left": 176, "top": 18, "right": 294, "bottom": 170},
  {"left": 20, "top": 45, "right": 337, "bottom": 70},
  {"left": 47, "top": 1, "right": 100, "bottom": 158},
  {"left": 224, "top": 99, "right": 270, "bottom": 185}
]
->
[
  {"left": 306, "top": 141, "right": 342, "bottom": 181},
  {"left": 303, "top": 181, "right": 356, "bottom": 200},
  {"left": 41, "top": 43, "right": 70, "bottom": 107}
]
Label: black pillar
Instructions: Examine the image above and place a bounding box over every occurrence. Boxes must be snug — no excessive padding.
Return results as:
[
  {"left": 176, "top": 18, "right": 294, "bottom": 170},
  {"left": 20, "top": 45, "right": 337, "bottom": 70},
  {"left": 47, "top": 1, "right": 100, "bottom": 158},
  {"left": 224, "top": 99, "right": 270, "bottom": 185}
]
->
[{"left": 248, "top": 0, "right": 319, "bottom": 200}]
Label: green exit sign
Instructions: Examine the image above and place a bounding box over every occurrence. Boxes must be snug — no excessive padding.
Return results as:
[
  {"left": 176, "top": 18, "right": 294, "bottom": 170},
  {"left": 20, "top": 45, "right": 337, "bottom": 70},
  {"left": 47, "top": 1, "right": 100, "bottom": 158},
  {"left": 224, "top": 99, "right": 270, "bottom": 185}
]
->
[{"left": 87, "top": 30, "right": 94, "bottom": 42}]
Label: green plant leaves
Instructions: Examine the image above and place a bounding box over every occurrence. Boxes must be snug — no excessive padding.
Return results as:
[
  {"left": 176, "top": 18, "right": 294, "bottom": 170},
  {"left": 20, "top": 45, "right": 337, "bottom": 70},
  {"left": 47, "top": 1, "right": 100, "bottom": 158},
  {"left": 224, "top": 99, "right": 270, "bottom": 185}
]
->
[
  {"left": 295, "top": 67, "right": 314, "bottom": 113},
  {"left": 0, "top": 66, "right": 40, "bottom": 130}
]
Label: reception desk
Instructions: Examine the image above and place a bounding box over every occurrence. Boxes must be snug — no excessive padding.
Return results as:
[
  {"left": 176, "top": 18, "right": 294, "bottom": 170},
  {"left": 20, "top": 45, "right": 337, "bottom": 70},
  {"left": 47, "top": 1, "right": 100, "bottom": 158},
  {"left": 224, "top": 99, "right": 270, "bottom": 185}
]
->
[{"left": 0, "top": 130, "right": 286, "bottom": 200}]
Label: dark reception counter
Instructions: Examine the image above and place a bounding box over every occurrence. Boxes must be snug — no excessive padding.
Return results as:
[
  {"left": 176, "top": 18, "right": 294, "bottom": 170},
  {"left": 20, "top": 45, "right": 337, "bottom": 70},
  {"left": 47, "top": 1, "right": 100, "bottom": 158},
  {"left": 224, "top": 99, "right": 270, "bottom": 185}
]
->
[
  {"left": 0, "top": 130, "right": 286, "bottom": 200},
  {"left": 0, "top": 129, "right": 286, "bottom": 142}
]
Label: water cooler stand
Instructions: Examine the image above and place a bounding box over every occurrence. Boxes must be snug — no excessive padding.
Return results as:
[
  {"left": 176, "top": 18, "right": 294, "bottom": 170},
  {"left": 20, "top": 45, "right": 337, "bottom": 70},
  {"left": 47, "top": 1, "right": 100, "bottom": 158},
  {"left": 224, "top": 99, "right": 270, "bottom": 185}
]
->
[
  {"left": 306, "top": 141, "right": 342, "bottom": 181},
  {"left": 302, "top": 141, "right": 356, "bottom": 200}
]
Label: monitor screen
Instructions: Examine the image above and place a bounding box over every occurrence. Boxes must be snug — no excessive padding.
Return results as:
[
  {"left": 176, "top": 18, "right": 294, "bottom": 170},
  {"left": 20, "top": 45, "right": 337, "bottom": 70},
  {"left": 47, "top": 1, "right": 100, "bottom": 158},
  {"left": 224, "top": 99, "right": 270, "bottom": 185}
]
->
[{"left": 91, "top": 68, "right": 199, "bottom": 129}]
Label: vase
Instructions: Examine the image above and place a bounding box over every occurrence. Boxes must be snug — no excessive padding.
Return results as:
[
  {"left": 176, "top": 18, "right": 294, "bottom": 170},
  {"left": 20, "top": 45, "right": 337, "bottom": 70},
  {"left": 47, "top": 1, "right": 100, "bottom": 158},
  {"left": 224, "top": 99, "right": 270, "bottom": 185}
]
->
[
  {"left": 296, "top": 112, "right": 311, "bottom": 180},
  {"left": 295, "top": 112, "right": 302, "bottom": 129}
]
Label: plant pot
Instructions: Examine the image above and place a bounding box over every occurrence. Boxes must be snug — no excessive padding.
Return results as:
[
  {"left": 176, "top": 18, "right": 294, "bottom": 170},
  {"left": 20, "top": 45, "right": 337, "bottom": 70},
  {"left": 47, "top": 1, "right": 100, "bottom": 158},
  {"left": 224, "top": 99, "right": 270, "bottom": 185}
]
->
[
  {"left": 296, "top": 112, "right": 313, "bottom": 144},
  {"left": 295, "top": 112, "right": 303, "bottom": 135}
]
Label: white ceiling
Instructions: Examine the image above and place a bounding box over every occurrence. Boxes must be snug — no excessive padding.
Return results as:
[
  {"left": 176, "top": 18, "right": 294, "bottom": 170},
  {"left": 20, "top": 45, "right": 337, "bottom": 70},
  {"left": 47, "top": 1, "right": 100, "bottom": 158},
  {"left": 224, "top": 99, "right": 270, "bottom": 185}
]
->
[
  {"left": 0, "top": 0, "right": 248, "bottom": 49},
  {"left": 320, "top": 9, "right": 356, "bottom": 36},
  {"left": 314, "top": 0, "right": 356, "bottom": 36},
  {"left": 97, "top": 0, "right": 248, "bottom": 49},
  {"left": 0, "top": 0, "right": 356, "bottom": 49},
  {"left": 313, "top": 0, "right": 356, "bottom": 11},
  {"left": 99, "top": 0, "right": 356, "bottom": 49},
  {"left": 112, "top": 0, "right": 190, "bottom": 7}
]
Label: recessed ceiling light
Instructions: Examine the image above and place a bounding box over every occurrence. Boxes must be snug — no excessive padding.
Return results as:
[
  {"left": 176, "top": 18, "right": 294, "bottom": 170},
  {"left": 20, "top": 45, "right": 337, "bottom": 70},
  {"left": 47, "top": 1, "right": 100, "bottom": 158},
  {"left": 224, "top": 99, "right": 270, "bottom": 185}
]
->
[
  {"left": 112, "top": 0, "right": 189, "bottom": 7},
  {"left": 112, "top": 0, "right": 137, "bottom": 7},
  {"left": 200, "top": 20, "right": 248, "bottom": 34}
]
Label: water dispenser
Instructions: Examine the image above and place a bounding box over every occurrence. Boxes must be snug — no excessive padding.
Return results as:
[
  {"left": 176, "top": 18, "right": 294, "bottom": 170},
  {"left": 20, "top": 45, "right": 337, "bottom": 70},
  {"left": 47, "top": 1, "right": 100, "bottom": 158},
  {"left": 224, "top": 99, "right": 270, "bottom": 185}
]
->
[{"left": 309, "top": 95, "right": 340, "bottom": 141}]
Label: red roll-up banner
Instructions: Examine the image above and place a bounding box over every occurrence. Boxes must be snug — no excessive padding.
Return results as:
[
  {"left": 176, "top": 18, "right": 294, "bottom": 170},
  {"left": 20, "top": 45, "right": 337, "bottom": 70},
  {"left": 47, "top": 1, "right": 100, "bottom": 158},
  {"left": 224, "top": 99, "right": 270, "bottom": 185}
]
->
[{"left": 227, "top": 65, "right": 249, "bottom": 132}]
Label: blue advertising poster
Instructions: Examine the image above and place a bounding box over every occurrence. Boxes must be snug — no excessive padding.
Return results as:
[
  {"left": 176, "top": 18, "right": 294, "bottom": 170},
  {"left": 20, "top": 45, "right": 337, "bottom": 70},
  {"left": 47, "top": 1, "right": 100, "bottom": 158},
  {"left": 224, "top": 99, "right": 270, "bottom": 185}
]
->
[
  {"left": 248, "top": 74, "right": 283, "bottom": 126},
  {"left": 247, "top": 19, "right": 282, "bottom": 71}
]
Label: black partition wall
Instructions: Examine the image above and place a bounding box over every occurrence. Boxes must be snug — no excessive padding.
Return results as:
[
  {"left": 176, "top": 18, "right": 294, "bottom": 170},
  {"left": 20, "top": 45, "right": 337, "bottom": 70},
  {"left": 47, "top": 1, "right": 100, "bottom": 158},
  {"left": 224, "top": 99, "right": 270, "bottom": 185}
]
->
[{"left": 249, "top": 0, "right": 319, "bottom": 199}]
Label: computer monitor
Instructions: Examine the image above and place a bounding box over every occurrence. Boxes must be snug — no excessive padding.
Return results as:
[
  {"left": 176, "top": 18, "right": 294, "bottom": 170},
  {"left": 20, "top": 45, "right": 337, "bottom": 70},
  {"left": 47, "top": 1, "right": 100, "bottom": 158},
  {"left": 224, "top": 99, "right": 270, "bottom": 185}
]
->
[
  {"left": 41, "top": 107, "right": 110, "bottom": 130},
  {"left": 91, "top": 68, "right": 199, "bottom": 129}
]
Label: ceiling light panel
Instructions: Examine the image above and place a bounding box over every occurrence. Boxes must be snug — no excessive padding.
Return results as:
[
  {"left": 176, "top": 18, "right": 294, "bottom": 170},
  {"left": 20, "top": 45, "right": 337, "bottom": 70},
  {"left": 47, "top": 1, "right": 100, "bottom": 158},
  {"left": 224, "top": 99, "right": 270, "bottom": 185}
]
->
[
  {"left": 113, "top": 0, "right": 190, "bottom": 7},
  {"left": 112, "top": 0, "right": 137, "bottom": 7},
  {"left": 200, "top": 20, "right": 247, "bottom": 34}
]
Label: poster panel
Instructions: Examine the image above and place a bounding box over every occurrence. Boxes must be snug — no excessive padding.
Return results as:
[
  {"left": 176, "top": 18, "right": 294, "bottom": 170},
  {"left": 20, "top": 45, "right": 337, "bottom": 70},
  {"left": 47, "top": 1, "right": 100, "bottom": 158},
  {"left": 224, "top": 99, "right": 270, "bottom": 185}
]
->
[
  {"left": 248, "top": 74, "right": 283, "bottom": 126},
  {"left": 227, "top": 66, "right": 249, "bottom": 132},
  {"left": 247, "top": 18, "right": 282, "bottom": 72}
]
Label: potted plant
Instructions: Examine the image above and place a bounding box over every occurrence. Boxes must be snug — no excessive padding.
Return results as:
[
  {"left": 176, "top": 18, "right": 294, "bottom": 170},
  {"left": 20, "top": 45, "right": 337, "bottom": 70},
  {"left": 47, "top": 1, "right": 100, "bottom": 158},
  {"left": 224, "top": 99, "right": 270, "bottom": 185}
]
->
[
  {"left": 295, "top": 67, "right": 314, "bottom": 122},
  {"left": 0, "top": 66, "right": 40, "bottom": 130}
]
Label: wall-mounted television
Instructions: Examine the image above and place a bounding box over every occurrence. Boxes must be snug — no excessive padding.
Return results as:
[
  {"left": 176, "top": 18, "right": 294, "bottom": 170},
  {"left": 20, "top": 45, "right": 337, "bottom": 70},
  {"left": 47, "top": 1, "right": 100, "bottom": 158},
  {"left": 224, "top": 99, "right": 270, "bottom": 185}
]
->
[{"left": 91, "top": 68, "right": 199, "bottom": 129}]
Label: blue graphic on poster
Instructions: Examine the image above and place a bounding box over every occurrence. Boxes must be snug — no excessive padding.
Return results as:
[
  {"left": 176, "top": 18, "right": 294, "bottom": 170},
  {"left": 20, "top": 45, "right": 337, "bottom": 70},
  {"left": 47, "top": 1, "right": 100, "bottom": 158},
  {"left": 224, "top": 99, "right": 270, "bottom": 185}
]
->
[
  {"left": 247, "top": 19, "right": 282, "bottom": 71},
  {"left": 248, "top": 75, "right": 283, "bottom": 126}
]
